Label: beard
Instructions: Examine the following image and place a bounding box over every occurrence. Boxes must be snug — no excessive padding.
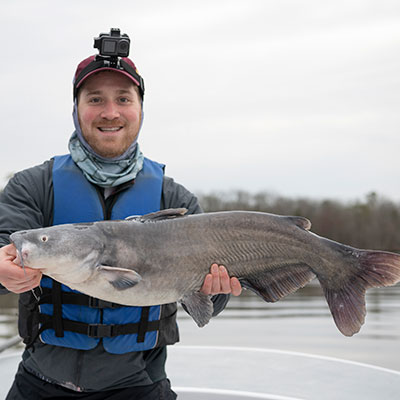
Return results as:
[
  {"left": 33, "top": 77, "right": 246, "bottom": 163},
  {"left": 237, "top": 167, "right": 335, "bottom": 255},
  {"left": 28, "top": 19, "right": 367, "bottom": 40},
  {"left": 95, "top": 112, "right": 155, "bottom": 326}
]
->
[{"left": 79, "top": 117, "right": 141, "bottom": 159}]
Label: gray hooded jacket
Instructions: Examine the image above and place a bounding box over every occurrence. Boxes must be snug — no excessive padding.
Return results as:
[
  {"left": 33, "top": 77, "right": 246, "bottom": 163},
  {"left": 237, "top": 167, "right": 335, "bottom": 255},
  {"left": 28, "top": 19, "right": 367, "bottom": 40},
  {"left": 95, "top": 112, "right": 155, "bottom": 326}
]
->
[{"left": 0, "top": 158, "right": 229, "bottom": 392}]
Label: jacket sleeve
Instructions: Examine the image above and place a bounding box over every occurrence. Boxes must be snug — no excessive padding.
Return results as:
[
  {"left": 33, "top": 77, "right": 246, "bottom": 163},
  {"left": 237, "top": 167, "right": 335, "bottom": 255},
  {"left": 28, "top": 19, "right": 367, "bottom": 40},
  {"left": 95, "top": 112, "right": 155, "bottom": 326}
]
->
[
  {"left": 0, "top": 160, "right": 54, "bottom": 293},
  {"left": 161, "top": 176, "right": 203, "bottom": 215},
  {"left": 161, "top": 176, "right": 230, "bottom": 316}
]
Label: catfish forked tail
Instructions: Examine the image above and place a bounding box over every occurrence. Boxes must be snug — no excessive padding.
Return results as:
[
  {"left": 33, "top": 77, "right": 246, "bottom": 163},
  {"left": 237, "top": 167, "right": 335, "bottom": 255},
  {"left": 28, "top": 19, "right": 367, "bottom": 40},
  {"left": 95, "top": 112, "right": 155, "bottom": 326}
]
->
[{"left": 321, "top": 250, "right": 400, "bottom": 337}]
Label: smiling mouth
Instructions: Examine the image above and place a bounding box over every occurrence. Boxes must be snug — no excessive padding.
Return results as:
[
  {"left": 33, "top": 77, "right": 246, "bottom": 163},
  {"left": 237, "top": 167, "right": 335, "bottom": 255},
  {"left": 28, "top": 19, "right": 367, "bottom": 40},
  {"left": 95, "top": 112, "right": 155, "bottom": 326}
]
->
[{"left": 98, "top": 127, "right": 123, "bottom": 132}]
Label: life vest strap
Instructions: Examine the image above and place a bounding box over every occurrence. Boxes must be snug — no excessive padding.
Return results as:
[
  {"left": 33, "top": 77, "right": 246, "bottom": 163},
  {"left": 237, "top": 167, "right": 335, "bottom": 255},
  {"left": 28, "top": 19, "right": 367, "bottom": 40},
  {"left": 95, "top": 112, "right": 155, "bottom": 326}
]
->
[
  {"left": 51, "top": 281, "right": 64, "bottom": 337},
  {"left": 38, "top": 309, "right": 177, "bottom": 340},
  {"left": 38, "top": 287, "right": 123, "bottom": 309},
  {"left": 137, "top": 306, "right": 150, "bottom": 343}
]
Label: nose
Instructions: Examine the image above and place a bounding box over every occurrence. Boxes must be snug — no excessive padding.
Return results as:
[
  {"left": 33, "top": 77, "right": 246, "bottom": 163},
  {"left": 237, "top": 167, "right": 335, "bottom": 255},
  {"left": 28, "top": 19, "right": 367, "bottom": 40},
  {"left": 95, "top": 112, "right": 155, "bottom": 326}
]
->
[{"left": 100, "top": 101, "right": 120, "bottom": 120}]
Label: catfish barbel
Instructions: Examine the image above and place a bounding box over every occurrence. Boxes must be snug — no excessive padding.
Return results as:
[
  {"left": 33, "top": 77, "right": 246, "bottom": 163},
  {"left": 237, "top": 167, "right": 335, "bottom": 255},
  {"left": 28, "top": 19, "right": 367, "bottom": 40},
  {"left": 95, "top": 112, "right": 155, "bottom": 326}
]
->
[{"left": 10, "top": 208, "right": 400, "bottom": 336}]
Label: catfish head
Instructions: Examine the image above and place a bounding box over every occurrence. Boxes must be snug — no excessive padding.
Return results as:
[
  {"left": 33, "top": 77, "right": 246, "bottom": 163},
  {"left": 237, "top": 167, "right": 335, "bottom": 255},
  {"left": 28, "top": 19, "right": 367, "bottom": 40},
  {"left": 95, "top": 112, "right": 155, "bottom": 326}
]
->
[{"left": 10, "top": 223, "right": 105, "bottom": 283}]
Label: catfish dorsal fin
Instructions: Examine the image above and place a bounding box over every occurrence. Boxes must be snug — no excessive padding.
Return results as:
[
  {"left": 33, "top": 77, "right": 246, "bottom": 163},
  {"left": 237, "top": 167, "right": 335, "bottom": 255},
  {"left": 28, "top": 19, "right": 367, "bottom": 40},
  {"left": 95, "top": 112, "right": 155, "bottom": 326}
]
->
[
  {"left": 285, "top": 216, "right": 312, "bottom": 231},
  {"left": 126, "top": 208, "right": 188, "bottom": 222}
]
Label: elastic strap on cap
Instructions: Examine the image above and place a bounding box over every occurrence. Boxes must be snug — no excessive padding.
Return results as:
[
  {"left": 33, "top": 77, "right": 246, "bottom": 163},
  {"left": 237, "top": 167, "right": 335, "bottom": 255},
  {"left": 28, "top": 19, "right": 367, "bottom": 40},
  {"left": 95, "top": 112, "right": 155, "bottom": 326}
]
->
[
  {"left": 74, "top": 60, "right": 107, "bottom": 97},
  {"left": 120, "top": 59, "right": 145, "bottom": 98}
]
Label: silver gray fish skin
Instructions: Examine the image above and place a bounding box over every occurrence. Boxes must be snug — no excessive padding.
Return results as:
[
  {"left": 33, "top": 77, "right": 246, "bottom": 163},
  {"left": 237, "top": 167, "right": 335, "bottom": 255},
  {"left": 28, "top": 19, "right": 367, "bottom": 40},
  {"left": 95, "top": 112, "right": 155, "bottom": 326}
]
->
[{"left": 10, "top": 208, "right": 400, "bottom": 336}]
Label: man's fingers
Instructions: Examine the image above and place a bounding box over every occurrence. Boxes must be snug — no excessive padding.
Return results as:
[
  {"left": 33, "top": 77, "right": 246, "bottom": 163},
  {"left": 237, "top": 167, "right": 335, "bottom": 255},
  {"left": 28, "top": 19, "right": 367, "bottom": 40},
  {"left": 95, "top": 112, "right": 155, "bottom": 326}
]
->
[
  {"left": 0, "top": 244, "right": 42, "bottom": 294},
  {"left": 230, "top": 277, "right": 242, "bottom": 296},
  {"left": 201, "top": 273, "right": 213, "bottom": 295},
  {"left": 4, "top": 274, "right": 42, "bottom": 293},
  {"left": 210, "top": 263, "right": 220, "bottom": 294},
  {"left": 7, "top": 265, "right": 40, "bottom": 281},
  {"left": 219, "top": 266, "right": 232, "bottom": 294},
  {"left": 8, "top": 271, "right": 41, "bottom": 285},
  {"left": 201, "top": 264, "right": 243, "bottom": 296},
  {"left": 1, "top": 264, "right": 42, "bottom": 293},
  {"left": 2, "top": 243, "right": 17, "bottom": 259}
]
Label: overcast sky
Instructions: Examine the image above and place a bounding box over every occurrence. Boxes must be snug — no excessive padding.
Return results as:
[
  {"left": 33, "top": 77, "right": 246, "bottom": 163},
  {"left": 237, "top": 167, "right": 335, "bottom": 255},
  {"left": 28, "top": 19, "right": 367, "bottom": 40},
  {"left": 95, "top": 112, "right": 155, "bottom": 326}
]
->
[{"left": 1, "top": 0, "right": 399, "bottom": 201}]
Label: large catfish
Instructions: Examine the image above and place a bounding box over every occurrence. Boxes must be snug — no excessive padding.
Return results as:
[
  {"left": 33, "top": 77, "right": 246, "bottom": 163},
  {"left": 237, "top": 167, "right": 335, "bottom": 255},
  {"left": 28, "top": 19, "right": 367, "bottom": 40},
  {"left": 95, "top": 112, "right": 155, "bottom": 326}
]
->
[{"left": 10, "top": 208, "right": 400, "bottom": 336}]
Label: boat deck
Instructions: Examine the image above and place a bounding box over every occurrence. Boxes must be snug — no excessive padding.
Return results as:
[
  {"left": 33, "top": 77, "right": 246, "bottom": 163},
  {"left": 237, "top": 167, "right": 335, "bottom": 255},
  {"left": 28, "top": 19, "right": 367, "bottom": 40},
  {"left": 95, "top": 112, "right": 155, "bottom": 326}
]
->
[{"left": 1, "top": 345, "right": 399, "bottom": 399}]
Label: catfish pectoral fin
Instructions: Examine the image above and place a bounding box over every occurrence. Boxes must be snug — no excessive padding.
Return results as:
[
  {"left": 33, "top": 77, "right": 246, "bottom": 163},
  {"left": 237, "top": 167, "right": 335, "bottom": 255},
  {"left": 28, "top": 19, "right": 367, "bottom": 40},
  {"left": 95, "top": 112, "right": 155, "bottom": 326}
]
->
[
  {"left": 321, "top": 250, "right": 400, "bottom": 337},
  {"left": 97, "top": 266, "right": 142, "bottom": 290},
  {"left": 180, "top": 292, "right": 214, "bottom": 328},
  {"left": 239, "top": 264, "right": 315, "bottom": 302}
]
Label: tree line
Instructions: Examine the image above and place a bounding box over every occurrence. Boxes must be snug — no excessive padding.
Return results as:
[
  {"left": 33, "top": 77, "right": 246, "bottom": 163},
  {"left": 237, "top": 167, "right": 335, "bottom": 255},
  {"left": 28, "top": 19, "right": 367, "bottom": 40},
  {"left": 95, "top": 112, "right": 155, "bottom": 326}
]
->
[
  {"left": 197, "top": 191, "right": 400, "bottom": 253},
  {"left": 1, "top": 180, "right": 398, "bottom": 252}
]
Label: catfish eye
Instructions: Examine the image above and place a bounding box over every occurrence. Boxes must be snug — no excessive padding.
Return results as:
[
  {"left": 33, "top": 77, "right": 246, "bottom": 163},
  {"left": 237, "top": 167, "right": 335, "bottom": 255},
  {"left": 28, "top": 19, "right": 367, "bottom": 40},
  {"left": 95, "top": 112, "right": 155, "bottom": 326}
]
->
[{"left": 40, "top": 235, "right": 48, "bottom": 242}]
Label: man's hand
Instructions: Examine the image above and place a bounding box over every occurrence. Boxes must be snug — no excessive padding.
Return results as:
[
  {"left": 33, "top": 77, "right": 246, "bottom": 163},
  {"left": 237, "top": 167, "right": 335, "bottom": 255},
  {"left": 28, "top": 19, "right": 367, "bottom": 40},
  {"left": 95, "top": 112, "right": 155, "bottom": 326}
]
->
[
  {"left": 0, "top": 244, "right": 42, "bottom": 293},
  {"left": 200, "top": 263, "right": 242, "bottom": 296}
]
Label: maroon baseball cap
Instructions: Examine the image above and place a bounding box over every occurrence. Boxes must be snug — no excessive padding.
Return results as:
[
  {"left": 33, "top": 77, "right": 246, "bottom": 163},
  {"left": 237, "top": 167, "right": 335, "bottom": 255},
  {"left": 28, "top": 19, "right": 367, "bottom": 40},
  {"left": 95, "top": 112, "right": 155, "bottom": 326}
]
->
[{"left": 73, "top": 55, "right": 145, "bottom": 99}]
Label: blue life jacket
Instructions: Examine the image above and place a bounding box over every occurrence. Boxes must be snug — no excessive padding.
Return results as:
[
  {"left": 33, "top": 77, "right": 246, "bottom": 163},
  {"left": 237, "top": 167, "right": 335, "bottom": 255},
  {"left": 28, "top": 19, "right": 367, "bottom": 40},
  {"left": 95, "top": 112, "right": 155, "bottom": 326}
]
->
[{"left": 37, "top": 154, "right": 179, "bottom": 354}]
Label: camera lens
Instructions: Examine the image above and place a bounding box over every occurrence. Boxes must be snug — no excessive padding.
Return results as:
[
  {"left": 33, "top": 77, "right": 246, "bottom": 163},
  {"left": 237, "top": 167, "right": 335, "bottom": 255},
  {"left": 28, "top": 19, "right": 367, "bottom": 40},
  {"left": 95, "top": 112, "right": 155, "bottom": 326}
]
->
[{"left": 117, "top": 39, "right": 130, "bottom": 57}]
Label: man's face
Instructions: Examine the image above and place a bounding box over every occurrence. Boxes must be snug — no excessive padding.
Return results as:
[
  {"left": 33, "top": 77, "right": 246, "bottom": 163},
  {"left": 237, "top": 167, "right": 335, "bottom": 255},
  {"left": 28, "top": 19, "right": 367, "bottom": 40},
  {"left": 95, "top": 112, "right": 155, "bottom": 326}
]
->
[{"left": 77, "top": 71, "right": 142, "bottom": 158}]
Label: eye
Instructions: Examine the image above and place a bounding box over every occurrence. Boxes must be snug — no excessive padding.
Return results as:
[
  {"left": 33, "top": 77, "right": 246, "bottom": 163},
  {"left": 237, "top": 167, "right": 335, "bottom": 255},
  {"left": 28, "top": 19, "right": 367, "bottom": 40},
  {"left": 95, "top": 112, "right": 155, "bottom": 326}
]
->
[
  {"left": 40, "top": 235, "right": 48, "bottom": 242},
  {"left": 89, "top": 97, "right": 102, "bottom": 104}
]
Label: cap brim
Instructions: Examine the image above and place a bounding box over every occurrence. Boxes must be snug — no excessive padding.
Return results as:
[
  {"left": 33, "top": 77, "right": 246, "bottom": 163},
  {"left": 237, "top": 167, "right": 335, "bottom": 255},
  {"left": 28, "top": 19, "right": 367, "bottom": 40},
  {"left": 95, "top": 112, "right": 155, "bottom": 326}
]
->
[{"left": 75, "top": 67, "right": 140, "bottom": 90}]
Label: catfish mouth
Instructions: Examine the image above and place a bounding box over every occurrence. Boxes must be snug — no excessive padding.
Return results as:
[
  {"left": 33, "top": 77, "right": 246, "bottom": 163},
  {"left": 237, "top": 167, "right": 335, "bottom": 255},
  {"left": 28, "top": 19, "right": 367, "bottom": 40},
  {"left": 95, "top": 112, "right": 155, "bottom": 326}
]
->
[{"left": 9, "top": 238, "right": 26, "bottom": 273}]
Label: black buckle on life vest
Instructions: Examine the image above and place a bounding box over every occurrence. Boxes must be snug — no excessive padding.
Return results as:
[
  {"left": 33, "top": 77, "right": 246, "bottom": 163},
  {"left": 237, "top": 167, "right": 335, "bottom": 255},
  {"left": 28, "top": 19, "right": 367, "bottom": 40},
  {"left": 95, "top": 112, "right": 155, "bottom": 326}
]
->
[{"left": 87, "top": 323, "right": 115, "bottom": 338}]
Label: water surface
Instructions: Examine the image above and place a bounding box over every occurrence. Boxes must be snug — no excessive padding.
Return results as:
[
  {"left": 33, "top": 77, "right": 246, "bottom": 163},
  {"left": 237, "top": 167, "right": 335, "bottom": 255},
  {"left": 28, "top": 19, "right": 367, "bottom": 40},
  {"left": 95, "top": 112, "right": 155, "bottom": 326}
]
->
[
  {"left": 177, "top": 282, "right": 400, "bottom": 371},
  {"left": 0, "top": 282, "right": 399, "bottom": 370}
]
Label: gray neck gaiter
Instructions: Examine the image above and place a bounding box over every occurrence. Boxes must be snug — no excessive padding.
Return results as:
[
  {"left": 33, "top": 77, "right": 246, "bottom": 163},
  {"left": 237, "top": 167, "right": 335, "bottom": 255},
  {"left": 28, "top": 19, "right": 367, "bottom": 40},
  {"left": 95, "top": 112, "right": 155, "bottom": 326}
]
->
[{"left": 68, "top": 101, "right": 144, "bottom": 188}]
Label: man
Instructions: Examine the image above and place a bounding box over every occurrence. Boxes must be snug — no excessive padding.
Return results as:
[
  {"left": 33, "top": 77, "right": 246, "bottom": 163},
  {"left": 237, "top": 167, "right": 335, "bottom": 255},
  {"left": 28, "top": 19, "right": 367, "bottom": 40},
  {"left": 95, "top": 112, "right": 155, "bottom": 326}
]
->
[{"left": 0, "top": 30, "right": 241, "bottom": 399}]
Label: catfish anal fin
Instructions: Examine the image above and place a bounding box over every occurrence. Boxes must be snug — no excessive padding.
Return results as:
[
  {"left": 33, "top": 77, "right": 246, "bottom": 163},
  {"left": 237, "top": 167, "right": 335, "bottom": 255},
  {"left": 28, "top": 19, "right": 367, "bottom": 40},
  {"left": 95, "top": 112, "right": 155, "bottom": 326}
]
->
[{"left": 240, "top": 264, "right": 315, "bottom": 302}]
